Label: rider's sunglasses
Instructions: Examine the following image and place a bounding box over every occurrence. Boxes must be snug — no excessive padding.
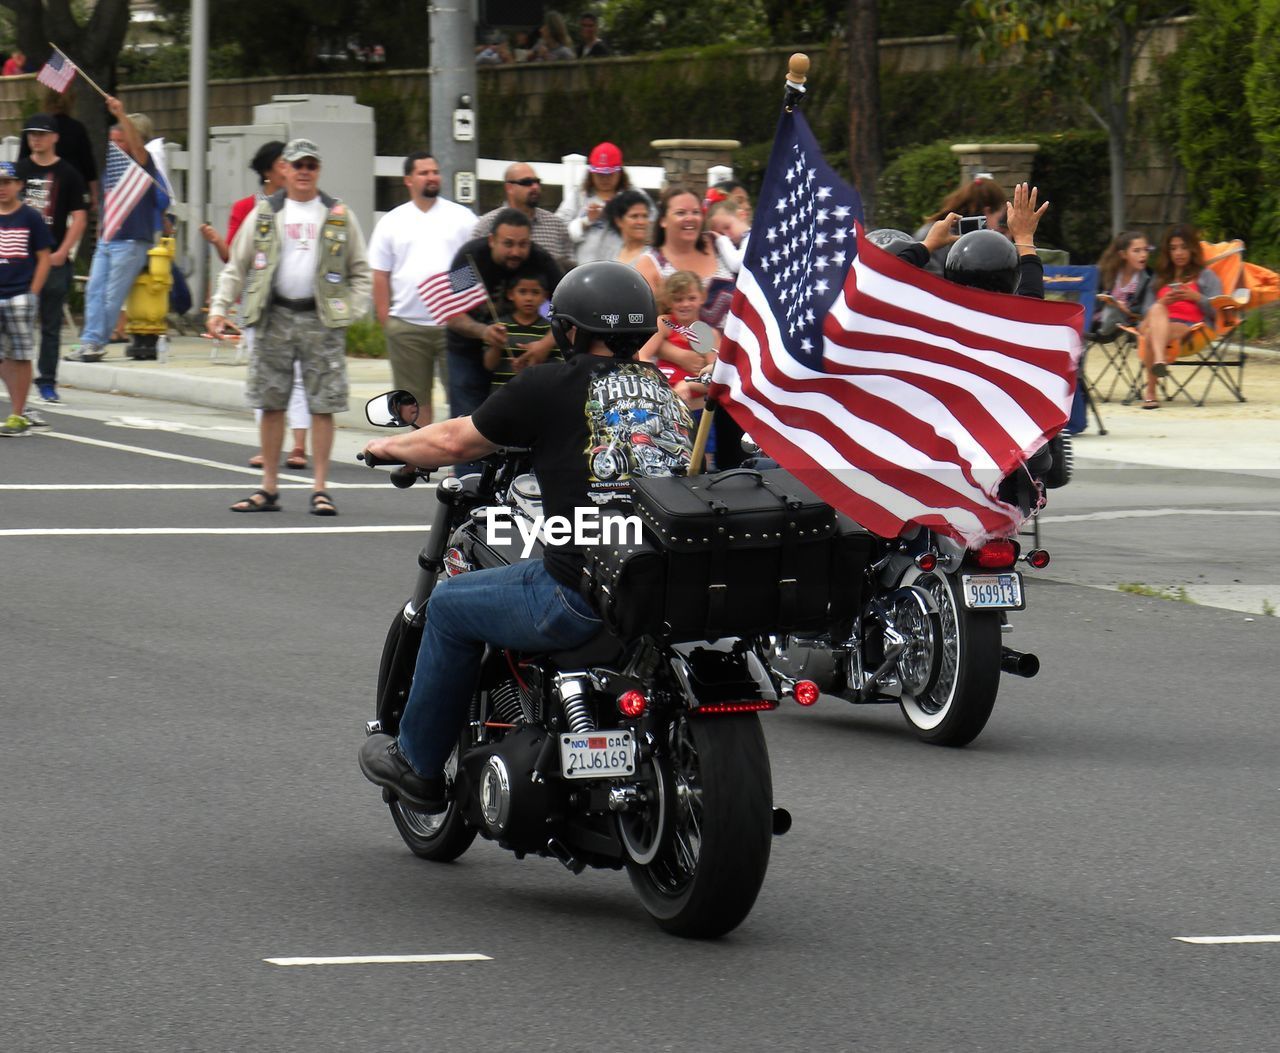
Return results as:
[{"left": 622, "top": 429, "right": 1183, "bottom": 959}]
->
[
  {"left": 506, "top": 177, "right": 541, "bottom": 186},
  {"left": 292, "top": 159, "right": 320, "bottom": 171}
]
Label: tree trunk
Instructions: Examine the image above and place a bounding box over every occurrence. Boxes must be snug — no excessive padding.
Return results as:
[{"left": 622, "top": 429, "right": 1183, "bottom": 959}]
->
[
  {"left": 5, "top": 0, "right": 135, "bottom": 174},
  {"left": 846, "top": 0, "right": 882, "bottom": 226}
]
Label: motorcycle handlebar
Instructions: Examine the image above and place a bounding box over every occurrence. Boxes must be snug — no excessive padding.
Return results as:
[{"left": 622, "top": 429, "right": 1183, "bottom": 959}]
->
[{"left": 357, "top": 450, "right": 404, "bottom": 468}]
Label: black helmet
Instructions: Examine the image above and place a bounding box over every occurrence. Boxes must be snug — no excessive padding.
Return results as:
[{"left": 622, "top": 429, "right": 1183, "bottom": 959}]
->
[
  {"left": 865, "top": 227, "right": 916, "bottom": 255},
  {"left": 550, "top": 261, "right": 658, "bottom": 358},
  {"left": 944, "top": 229, "right": 1021, "bottom": 294}
]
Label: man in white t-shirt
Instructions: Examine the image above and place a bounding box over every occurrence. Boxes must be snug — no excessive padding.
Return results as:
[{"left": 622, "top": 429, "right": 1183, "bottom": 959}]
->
[
  {"left": 368, "top": 152, "right": 475, "bottom": 422},
  {"left": 208, "top": 138, "right": 370, "bottom": 515}
]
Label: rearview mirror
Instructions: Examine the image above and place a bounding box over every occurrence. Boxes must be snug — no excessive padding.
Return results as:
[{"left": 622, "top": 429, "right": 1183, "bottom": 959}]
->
[{"left": 365, "top": 390, "right": 420, "bottom": 428}]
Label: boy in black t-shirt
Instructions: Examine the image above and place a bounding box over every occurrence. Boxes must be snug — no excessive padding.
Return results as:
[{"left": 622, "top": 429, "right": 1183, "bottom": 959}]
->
[
  {"left": 17, "top": 113, "right": 90, "bottom": 404},
  {"left": 483, "top": 268, "right": 560, "bottom": 388},
  {"left": 0, "top": 161, "right": 53, "bottom": 436}
]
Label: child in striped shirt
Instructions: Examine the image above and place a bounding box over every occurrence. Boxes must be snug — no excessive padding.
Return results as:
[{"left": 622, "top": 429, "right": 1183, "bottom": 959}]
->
[{"left": 484, "top": 267, "right": 560, "bottom": 388}]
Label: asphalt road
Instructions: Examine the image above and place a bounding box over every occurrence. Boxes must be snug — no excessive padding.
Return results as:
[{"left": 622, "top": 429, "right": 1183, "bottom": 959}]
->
[{"left": 3, "top": 402, "right": 1279, "bottom": 1052}]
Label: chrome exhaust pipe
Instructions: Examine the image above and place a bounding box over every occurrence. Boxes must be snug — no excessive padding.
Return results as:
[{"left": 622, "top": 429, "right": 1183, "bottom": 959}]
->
[{"left": 1001, "top": 647, "right": 1040, "bottom": 678}]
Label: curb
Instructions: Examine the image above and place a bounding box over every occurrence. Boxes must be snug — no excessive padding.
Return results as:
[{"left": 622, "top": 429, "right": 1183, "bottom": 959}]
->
[{"left": 61, "top": 360, "right": 248, "bottom": 413}]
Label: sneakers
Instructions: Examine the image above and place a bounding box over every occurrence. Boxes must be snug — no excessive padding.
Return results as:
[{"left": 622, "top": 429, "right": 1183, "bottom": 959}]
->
[
  {"left": 358, "top": 734, "right": 448, "bottom": 813},
  {"left": 65, "top": 344, "right": 105, "bottom": 362},
  {"left": 1, "top": 413, "right": 30, "bottom": 436},
  {"left": 21, "top": 408, "right": 50, "bottom": 428},
  {"left": 36, "top": 382, "right": 60, "bottom": 404}
]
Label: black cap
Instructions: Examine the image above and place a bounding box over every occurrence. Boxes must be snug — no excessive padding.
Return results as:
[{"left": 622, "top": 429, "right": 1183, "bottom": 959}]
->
[{"left": 23, "top": 114, "right": 56, "bottom": 133}]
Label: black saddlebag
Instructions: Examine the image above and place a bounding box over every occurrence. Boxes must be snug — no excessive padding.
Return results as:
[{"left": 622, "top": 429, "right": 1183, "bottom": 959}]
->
[{"left": 583, "top": 468, "right": 870, "bottom": 642}]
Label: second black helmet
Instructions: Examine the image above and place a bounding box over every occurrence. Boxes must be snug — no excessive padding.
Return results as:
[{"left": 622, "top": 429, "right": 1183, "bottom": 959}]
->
[{"left": 944, "top": 229, "right": 1021, "bottom": 294}]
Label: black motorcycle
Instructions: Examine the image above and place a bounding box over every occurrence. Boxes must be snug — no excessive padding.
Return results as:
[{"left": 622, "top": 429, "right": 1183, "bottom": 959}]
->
[
  {"left": 359, "top": 392, "right": 804, "bottom": 939},
  {"left": 753, "top": 437, "right": 1062, "bottom": 747}
]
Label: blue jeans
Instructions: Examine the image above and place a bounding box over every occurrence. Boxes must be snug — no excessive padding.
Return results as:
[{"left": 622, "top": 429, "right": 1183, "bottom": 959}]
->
[
  {"left": 446, "top": 345, "right": 492, "bottom": 476},
  {"left": 80, "top": 239, "right": 151, "bottom": 347},
  {"left": 397, "top": 560, "right": 603, "bottom": 777},
  {"left": 36, "top": 261, "right": 72, "bottom": 385}
]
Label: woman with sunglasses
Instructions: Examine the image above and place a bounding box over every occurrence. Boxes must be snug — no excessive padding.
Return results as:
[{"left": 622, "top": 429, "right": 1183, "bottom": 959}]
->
[{"left": 1134, "top": 224, "right": 1220, "bottom": 409}]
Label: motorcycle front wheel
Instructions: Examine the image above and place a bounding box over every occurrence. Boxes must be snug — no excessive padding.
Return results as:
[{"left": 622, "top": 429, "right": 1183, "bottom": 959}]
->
[
  {"left": 387, "top": 734, "right": 476, "bottom": 862},
  {"left": 626, "top": 713, "right": 772, "bottom": 938},
  {"left": 895, "top": 567, "right": 1001, "bottom": 747},
  {"left": 377, "top": 609, "right": 478, "bottom": 861}
]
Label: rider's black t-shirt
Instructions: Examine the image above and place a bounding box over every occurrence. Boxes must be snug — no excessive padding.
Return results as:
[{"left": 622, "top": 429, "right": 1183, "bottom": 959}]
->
[{"left": 472, "top": 352, "right": 694, "bottom": 589}]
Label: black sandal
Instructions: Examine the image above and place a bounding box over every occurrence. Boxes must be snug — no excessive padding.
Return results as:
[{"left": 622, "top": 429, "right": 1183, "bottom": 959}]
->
[
  {"left": 230, "top": 488, "right": 280, "bottom": 513},
  {"left": 309, "top": 490, "right": 337, "bottom": 517}
]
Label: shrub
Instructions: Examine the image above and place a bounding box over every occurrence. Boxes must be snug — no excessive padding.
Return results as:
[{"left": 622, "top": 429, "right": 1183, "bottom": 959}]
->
[
  {"left": 1179, "top": 0, "right": 1262, "bottom": 242},
  {"left": 1246, "top": 0, "right": 1280, "bottom": 258},
  {"left": 345, "top": 316, "right": 386, "bottom": 358},
  {"left": 874, "top": 140, "right": 957, "bottom": 233}
]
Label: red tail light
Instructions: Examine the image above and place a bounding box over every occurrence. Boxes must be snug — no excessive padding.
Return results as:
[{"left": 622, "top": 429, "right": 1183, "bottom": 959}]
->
[
  {"left": 973, "top": 538, "right": 1018, "bottom": 569},
  {"left": 793, "top": 680, "right": 820, "bottom": 706},
  {"left": 617, "top": 690, "right": 647, "bottom": 718},
  {"left": 915, "top": 551, "right": 938, "bottom": 572},
  {"left": 1025, "top": 548, "right": 1051, "bottom": 569},
  {"left": 693, "top": 700, "right": 779, "bottom": 715}
]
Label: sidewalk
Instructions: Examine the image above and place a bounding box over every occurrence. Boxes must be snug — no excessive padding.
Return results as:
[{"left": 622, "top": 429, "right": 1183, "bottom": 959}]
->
[
  {"left": 54, "top": 331, "right": 1280, "bottom": 474},
  {"left": 56, "top": 331, "right": 449, "bottom": 436}
]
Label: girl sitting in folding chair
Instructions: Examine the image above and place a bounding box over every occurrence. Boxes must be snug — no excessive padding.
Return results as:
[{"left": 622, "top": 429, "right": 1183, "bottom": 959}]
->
[
  {"left": 1094, "top": 231, "right": 1152, "bottom": 338},
  {"left": 1134, "top": 224, "right": 1221, "bottom": 409}
]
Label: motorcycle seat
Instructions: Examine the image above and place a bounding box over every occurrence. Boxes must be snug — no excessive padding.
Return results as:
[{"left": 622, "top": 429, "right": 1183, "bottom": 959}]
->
[{"left": 546, "top": 627, "right": 625, "bottom": 670}]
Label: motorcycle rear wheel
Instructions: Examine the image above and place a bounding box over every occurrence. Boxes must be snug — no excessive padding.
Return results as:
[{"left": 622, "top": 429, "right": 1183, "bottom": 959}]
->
[
  {"left": 895, "top": 568, "right": 1001, "bottom": 747},
  {"left": 626, "top": 713, "right": 772, "bottom": 938}
]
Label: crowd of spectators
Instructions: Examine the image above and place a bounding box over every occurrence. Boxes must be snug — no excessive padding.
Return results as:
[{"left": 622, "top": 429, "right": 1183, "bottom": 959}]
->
[{"left": 476, "top": 9, "right": 610, "bottom": 65}]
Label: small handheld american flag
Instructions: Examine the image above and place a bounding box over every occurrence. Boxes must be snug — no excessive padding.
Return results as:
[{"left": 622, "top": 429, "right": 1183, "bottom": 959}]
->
[
  {"left": 36, "top": 49, "right": 77, "bottom": 94},
  {"left": 418, "top": 263, "right": 489, "bottom": 323}
]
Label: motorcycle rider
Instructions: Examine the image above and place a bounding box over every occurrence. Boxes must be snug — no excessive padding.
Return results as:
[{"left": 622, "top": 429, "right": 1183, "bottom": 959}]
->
[{"left": 358, "top": 262, "right": 694, "bottom": 812}]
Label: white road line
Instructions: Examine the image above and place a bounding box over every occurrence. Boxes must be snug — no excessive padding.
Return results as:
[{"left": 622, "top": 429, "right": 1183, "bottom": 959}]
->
[
  {"left": 44, "top": 431, "right": 312, "bottom": 480},
  {"left": 1174, "top": 935, "right": 1280, "bottom": 945},
  {"left": 1045, "top": 508, "right": 1280, "bottom": 524},
  {"left": 0, "top": 484, "right": 390, "bottom": 491},
  {"left": 0, "top": 526, "right": 428, "bottom": 537},
  {"left": 264, "top": 954, "right": 492, "bottom": 967}
]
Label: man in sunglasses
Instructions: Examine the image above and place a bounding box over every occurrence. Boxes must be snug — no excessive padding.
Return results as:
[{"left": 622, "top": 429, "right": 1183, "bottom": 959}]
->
[
  {"left": 472, "top": 162, "right": 574, "bottom": 271},
  {"left": 208, "top": 138, "right": 371, "bottom": 517}
]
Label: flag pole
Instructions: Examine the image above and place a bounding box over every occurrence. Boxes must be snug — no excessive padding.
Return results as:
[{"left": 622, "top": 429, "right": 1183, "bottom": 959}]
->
[
  {"left": 46, "top": 43, "right": 109, "bottom": 100},
  {"left": 688, "top": 51, "right": 811, "bottom": 477}
]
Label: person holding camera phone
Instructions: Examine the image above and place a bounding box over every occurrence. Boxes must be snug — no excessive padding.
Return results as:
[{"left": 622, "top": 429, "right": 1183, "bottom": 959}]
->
[
  {"left": 1132, "top": 224, "right": 1220, "bottom": 409},
  {"left": 913, "top": 175, "right": 1009, "bottom": 274}
]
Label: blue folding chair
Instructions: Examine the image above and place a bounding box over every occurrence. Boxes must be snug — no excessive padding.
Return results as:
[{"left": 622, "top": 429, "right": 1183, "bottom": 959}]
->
[{"left": 1043, "top": 265, "right": 1105, "bottom": 436}]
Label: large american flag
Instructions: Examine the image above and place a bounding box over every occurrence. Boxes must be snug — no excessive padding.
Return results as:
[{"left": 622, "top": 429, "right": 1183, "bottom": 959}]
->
[
  {"left": 709, "top": 110, "right": 1083, "bottom": 546},
  {"left": 36, "top": 49, "right": 77, "bottom": 93},
  {"left": 418, "top": 263, "right": 488, "bottom": 323},
  {"left": 100, "top": 142, "right": 153, "bottom": 243}
]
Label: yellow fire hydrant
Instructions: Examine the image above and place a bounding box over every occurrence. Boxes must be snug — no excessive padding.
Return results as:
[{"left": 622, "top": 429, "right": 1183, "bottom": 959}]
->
[{"left": 124, "top": 236, "right": 174, "bottom": 359}]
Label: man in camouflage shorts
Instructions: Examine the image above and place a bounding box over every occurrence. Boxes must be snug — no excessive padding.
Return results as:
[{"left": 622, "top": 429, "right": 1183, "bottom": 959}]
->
[{"left": 208, "top": 139, "right": 370, "bottom": 514}]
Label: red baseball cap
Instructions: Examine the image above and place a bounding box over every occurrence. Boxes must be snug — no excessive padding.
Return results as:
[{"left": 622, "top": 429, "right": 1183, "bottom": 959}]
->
[{"left": 588, "top": 142, "right": 623, "bottom": 174}]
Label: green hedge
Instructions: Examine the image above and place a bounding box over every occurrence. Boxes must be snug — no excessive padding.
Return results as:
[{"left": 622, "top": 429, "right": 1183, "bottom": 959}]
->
[
  {"left": 1179, "top": 0, "right": 1261, "bottom": 243},
  {"left": 1246, "top": 0, "right": 1280, "bottom": 258}
]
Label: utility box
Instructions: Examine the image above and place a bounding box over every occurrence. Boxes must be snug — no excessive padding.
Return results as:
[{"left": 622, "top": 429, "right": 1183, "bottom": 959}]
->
[
  {"left": 207, "top": 94, "right": 376, "bottom": 245},
  {"left": 207, "top": 122, "right": 288, "bottom": 245},
  {"left": 251, "top": 94, "right": 376, "bottom": 232}
]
